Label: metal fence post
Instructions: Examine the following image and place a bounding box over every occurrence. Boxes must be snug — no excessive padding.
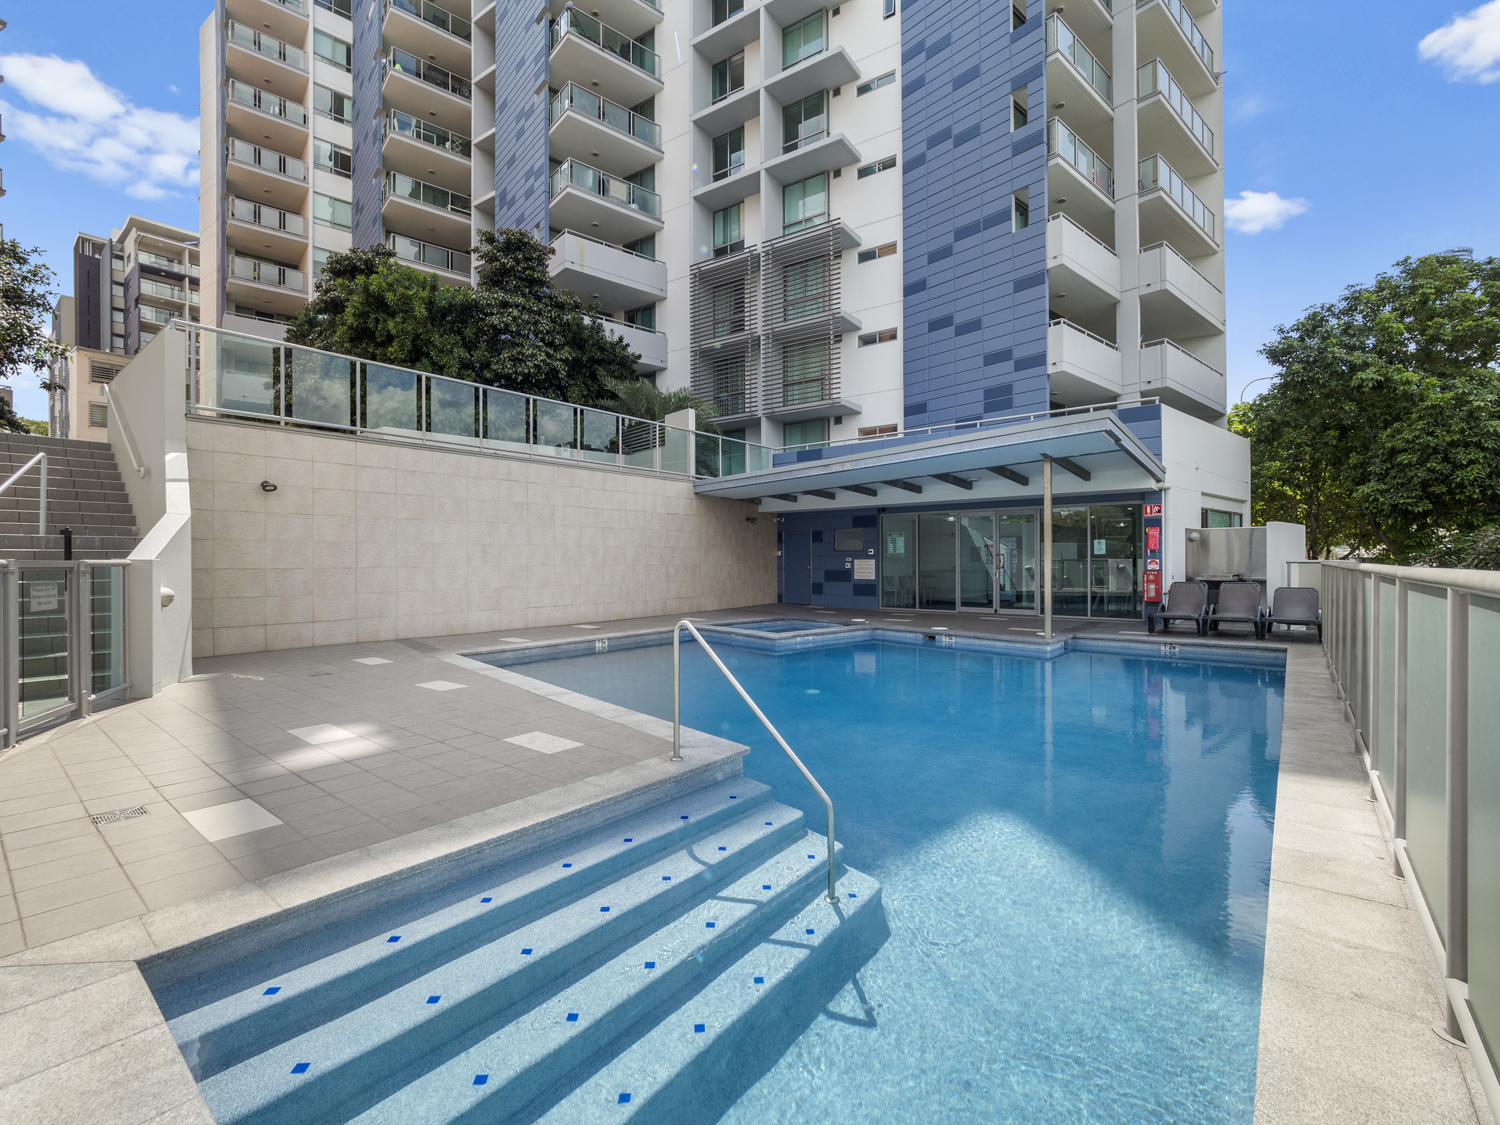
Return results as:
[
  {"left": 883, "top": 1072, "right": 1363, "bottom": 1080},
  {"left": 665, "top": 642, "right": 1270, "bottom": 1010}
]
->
[
  {"left": 1446, "top": 589, "right": 1470, "bottom": 1039},
  {"left": 1394, "top": 577, "right": 1409, "bottom": 874},
  {"left": 72, "top": 562, "right": 93, "bottom": 720},
  {"left": 0, "top": 563, "right": 17, "bottom": 748},
  {"left": 1368, "top": 572, "right": 1381, "bottom": 770}
]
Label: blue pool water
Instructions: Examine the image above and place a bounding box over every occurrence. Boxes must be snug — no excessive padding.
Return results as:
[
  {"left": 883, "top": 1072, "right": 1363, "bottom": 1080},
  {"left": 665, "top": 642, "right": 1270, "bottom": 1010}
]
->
[
  {"left": 510, "top": 637, "right": 1284, "bottom": 1123},
  {"left": 714, "top": 619, "right": 847, "bottom": 634}
]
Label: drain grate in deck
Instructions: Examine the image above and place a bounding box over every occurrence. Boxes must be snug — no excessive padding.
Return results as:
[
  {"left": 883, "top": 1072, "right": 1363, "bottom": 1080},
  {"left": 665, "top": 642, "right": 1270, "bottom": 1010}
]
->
[{"left": 91, "top": 805, "right": 148, "bottom": 826}]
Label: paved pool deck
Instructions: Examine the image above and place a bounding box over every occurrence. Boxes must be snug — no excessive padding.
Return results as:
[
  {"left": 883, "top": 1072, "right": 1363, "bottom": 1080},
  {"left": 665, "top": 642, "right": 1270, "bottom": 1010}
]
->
[{"left": 0, "top": 605, "right": 1492, "bottom": 1124}]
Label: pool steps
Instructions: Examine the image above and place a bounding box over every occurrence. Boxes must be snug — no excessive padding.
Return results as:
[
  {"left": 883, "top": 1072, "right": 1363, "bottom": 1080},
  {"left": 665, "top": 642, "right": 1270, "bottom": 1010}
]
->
[{"left": 162, "top": 777, "right": 885, "bottom": 1124}]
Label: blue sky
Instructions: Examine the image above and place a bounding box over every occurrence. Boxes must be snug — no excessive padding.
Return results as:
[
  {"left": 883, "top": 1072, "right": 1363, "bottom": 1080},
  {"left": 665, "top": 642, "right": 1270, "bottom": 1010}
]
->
[{"left": 1, "top": 0, "right": 1497, "bottom": 422}]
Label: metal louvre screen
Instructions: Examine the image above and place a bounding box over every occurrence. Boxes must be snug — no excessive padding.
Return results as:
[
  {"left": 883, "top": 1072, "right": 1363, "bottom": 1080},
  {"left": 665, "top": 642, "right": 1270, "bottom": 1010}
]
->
[
  {"left": 690, "top": 248, "right": 760, "bottom": 420},
  {"left": 760, "top": 222, "right": 842, "bottom": 414}
]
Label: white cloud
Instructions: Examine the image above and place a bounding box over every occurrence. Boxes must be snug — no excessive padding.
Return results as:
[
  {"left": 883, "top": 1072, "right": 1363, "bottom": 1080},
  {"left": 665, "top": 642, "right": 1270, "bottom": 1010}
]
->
[
  {"left": 1223, "top": 191, "right": 1309, "bottom": 235},
  {"left": 0, "top": 53, "right": 198, "bottom": 199},
  {"left": 1420, "top": 0, "right": 1500, "bottom": 83}
]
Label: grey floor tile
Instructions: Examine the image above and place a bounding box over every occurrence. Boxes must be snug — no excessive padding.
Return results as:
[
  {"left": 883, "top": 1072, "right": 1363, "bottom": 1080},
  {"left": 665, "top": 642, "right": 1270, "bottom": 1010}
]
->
[
  {"left": 229, "top": 840, "right": 328, "bottom": 881},
  {"left": 134, "top": 863, "right": 248, "bottom": 913},
  {"left": 8, "top": 847, "right": 122, "bottom": 894},
  {"left": 2, "top": 830, "right": 108, "bottom": 871},
  {"left": 19, "top": 887, "right": 148, "bottom": 949},
  {"left": 210, "top": 823, "right": 306, "bottom": 861},
  {"left": 121, "top": 842, "right": 235, "bottom": 887}
]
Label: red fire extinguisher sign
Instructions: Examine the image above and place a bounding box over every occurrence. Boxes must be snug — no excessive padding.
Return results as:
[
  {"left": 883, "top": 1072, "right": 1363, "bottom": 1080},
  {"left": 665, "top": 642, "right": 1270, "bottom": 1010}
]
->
[
  {"left": 1146, "top": 526, "right": 1160, "bottom": 552},
  {"left": 1143, "top": 571, "right": 1162, "bottom": 602}
]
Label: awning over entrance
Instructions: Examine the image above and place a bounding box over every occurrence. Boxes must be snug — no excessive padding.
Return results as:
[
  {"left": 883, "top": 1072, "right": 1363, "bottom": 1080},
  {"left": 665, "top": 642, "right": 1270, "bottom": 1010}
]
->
[{"left": 694, "top": 411, "right": 1166, "bottom": 511}]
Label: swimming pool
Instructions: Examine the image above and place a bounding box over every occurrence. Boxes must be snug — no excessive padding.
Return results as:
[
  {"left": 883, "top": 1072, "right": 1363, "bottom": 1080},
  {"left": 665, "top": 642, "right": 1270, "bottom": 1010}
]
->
[
  {"left": 507, "top": 635, "right": 1284, "bottom": 1123},
  {"left": 711, "top": 619, "right": 847, "bottom": 634}
]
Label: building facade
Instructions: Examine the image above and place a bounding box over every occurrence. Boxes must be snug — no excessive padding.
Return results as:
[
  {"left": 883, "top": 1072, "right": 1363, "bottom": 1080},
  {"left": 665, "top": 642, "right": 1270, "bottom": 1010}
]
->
[{"left": 47, "top": 218, "right": 201, "bottom": 438}]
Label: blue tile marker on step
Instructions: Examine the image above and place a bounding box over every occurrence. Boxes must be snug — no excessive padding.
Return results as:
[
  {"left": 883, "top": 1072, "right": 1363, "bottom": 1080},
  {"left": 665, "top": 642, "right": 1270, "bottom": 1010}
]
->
[
  {"left": 473, "top": 1075, "right": 488, "bottom": 1086},
  {"left": 290, "top": 1063, "right": 310, "bottom": 1075},
  {"left": 262, "top": 987, "right": 280, "bottom": 995}
]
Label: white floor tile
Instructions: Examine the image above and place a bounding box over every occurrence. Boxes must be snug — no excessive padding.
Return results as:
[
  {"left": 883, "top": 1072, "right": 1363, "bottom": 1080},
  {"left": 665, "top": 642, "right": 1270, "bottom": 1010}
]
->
[
  {"left": 182, "top": 799, "right": 284, "bottom": 842},
  {"left": 504, "top": 731, "right": 583, "bottom": 755},
  {"left": 416, "top": 681, "right": 465, "bottom": 692},
  {"left": 287, "top": 724, "right": 357, "bottom": 744},
  {"left": 353, "top": 657, "right": 393, "bottom": 666}
]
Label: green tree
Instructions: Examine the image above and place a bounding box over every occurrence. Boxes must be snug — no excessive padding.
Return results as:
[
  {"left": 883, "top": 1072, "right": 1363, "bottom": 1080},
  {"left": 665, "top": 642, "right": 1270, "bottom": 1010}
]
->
[
  {"left": 0, "top": 239, "right": 66, "bottom": 434},
  {"left": 594, "top": 375, "right": 719, "bottom": 431},
  {"left": 285, "top": 231, "right": 640, "bottom": 404},
  {"left": 1232, "top": 253, "right": 1500, "bottom": 562}
]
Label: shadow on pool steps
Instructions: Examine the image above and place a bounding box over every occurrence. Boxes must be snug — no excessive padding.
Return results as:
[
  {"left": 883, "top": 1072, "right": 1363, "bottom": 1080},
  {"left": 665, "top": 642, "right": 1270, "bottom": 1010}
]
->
[{"left": 161, "top": 779, "right": 886, "bottom": 1125}]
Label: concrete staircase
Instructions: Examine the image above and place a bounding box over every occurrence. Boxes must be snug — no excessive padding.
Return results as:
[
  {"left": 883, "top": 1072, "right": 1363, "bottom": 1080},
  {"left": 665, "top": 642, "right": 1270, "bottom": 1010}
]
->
[
  {"left": 157, "top": 779, "right": 885, "bottom": 1125},
  {"left": 0, "top": 433, "right": 140, "bottom": 561}
]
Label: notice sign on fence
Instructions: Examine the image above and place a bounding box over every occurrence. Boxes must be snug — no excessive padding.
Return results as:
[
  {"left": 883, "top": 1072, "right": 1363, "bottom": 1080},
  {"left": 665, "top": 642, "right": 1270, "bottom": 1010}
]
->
[{"left": 29, "top": 583, "right": 59, "bottom": 613}]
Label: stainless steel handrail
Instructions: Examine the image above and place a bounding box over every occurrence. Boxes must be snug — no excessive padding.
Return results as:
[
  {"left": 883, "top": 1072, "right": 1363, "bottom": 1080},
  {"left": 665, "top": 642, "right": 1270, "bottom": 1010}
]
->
[
  {"left": 101, "top": 384, "right": 147, "bottom": 478},
  {"left": 0, "top": 452, "right": 46, "bottom": 533},
  {"left": 671, "top": 619, "right": 838, "bottom": 904}
]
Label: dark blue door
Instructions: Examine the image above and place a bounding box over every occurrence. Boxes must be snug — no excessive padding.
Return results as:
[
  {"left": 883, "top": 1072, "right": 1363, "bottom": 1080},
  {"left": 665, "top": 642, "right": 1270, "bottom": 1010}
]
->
[{"left": 784, "top": 531, "right": 812, "bottom": 604}]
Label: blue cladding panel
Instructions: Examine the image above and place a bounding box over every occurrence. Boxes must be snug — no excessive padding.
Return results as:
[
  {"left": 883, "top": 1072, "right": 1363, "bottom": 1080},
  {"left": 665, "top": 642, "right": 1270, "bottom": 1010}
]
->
[
  {"left": 351, "top": 9, "right": 384, "bottom": 248},
  {"left": 779, "top": 511, "right": 882, "bottom": 610},
  {"left": 494, "top": 4, "right": 550, "bottom": 232},
  {"left": 901, "top": 0, "right": 1050, "bottom": 427}
]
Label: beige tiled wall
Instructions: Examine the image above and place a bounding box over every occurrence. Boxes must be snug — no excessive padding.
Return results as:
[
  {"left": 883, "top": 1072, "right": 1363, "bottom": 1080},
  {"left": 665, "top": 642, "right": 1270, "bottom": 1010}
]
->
[{"left": 187, "top": 418, "right": 777, "bottom": 657}]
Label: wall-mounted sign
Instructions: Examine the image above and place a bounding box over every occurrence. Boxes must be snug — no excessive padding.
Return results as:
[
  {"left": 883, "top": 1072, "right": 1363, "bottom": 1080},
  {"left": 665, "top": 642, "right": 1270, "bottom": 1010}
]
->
[
  {"left": 1093, "top": 539, "right": 1107, "bottom": 555},
  {"left": 1144, "top": 504, "right": 1162, "bottom": 516},
  {"left": 886, "top": 532, "right": 905, "bottom": 557},
  {"left": 1146, "top": 559, "right": 1161, "bottom": 571},
  {"left": 854, "top": 559, "right": 876, "bottom": 580},
  {"left": 29, "top": 583, "right": 58, "bottom": 613},
  {"left": 1146, "top": 526, "right": 1160, "bottom": 553}
]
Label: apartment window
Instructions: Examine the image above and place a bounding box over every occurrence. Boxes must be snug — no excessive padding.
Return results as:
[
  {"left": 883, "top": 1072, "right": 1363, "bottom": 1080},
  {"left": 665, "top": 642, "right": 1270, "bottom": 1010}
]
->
[
  {"left": 89, "top": 403, "right": 108, "bottom": 428},
  {"left": 713, "top": 204, "right": 744, "bottom": 258},
  {"left": 313, "top": 139, "right": 353, "bottom": 178},
  {"left": 782, "top": 92, "right": 826, "bottom": 154},
  {"left": 111, "top": 308, "right": 125, "bottom": 324},
  {"left": 782, "top": 173, "right": 827, "bottom": 235},
  {"left": 883, "top": 0, "right": 896, "bottom": 15},
  {"left": 783, "top": 417, "right": 828, "bottom": 449},
  {"left": 312, "top": 247, "right": 332, "bottom": 282},
  {"left": 314, "top": 30, "right": 352, "bottom": 72},
  {"left": 782, "top": 11, "right": 825, "bottom": 69},
  {"left": 627, "top": 166, "right": 655, "bottom": 192},
  {"left": 711, "top": 52, "right": 745, "bottom": 102},
  {"left": 712, "top": 0, "right": 745, "bottom": 26},
  {"left": 783, "top": 341, "right": 828, "bottom": 405},
  {"left": 235, "top": 305, "right": 294, "bottom": 324},
  {"left": 111, "top": 282, "right": 125, "bottom": 298},
  {"left": 314, "top": 84, "right": 352, "bottom": 123},
  {"left": 624, "top": 234, "right": 656, "bottom": 259},
  {"left": 858, "top": 241, "right": 897, "bottom": 263},
  {"left": 1012, "top": 93, "right": 1029, "bottom": 130},
  {"left": 857, "top": 71, "right": 895, "bottom": 96},
  {"left": 111, "top": 253, "right": 125, "bottom": 271},
  {"left": 859, "top": 423, "right": 898, "bottom": 437},
  {"left": 1202, "top": 509, "right": 1244, "bottom": 528},
  {"left": 858, "top": 328, "right": 898, "bottom": 346},
  {"left": 624, "top": 304, "right": 656, "bottom": 331},
  {"left": 857, "top": 155, "right": 896, "bottom": 179},
  {"left": 314, "top": 0, "right": 351, "bottom": 16},
  {"left": 1011, "top": 3, "right": 1027, "bottom": 29},
  {"left": 784, "top": 258, "right": 828, "bottom": 321},
  {"left": 633, "top": 96, "right": 656, "bottom": 122},
  {"left": 711, "top": 354, "right": 747, "bottom": 414},
  {"left": 1013, "top": 192, "right": 1029, "bottom": 231},
  {"left": 713, "top": 127, "right": 745, "bottom": 181},
  {"left": 711, "top": 282, "right": 747, "bottom": 337},
  {"left": 313, "top": 192, "right": 352, "bottom": 230}
]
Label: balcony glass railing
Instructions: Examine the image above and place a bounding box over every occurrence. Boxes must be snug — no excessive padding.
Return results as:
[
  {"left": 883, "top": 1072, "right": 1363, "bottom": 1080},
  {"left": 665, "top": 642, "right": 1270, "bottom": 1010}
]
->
[
  {"left": 228, "top": 138, "right": 307, "bottom": 181},
  {"left": 383, "top": 171, "right": 471, "bottom": 216},
  {"left": 549, "top": 158, "right": 661, "bottom": 218},
  {"left": 228, "top": 80, "right": 308, "bottom": 126},
  {"left": 140, "top": 278, "right": 185, "bottom": 301},
  {"left": 387, "top": 232, "right": 472, "bottom": 276},
  {"left": 228, "top": 22, "right": 306, "bottom": 70},
  {"left": 384, "top": 110, "right": 471, "bottom": 157},
  {"left": 387, "top": 48, "right": 471, "bottom": 99},
  {"left": 1048, "top": 118, "right": 1114, "bottom": 198},
  {"left": 230, "top": 256, "right": 305, "bottom": 292},
  {"left": 549, "top": 83, "right": 662, "bottom": 147},
  {"left": 138, "top": 250, "right": 184, "bottom": 272},
  {"left": 228, "top": 196, "right": 306, "bottom": 235},
  {"left": 548, "top": 227, "right": 658, "bottom": 262},
  {"left": 139, "top": 304, "right": 176, "bottom": 325},
  {"left": 549, "top": 9, "right": 660, "bottom": 79},
  {"left": 385, "top": 0, "right": 471, "bottom": 42},
  {"left": 1046, "top": 15, "right": 1111, "bottom": 102},
  {"left": 1138, "top": 0, "right": 1214, "bottom": 74},
  {"left": 1137, "top": 60, "right": 1214, "bottom": 157},
  {"left": 1138, "top": 154, "right": 1216, "bottom": 240}
]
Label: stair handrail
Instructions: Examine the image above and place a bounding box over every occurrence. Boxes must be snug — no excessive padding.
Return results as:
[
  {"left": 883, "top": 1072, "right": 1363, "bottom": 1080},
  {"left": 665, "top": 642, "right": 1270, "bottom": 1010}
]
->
[
  {"left": 0, "top": 452, "right": 47, "bottom": 534},
  {"left": 100, "top": 384, "right": 147, "bottom": 478},
  {"left": 671, "top": 620, "right": 838, "bottom": 904}
]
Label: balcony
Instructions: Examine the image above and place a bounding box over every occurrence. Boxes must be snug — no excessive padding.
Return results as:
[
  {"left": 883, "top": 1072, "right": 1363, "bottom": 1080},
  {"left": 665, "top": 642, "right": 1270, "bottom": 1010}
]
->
[
  {"left": 384, "top": 48, "right": 472, "bottom": 133},
  {"left": 548, "top": 83, "right": 661, "bottom": 174},
  {"left": 549, "top": 8, "right": 662, "bottom": 107},
  {"left": 382, "top": 110, "right": 472, "bottom": 184},
  {"left": 549, "top": 228, "right": 667, "bottom": 311},
  {"left": 762, "top": 132, "right": 862, "bottom": 187},
  {"left": 1138, "top": 240, "right": 1224, "bottom": 339},
  {"left": 138, "top": 304, "right": 178, "bottom": 327},
  {"left": 1047, "top": 118, "right": 1114, "bottom": 243},
  {"left": 549, "top": 158, "right": 663, "bottom": 245},
  {"left": 763, "top": 45, "right": 860, "bottom": 106},
  {"left": 692, "top": 82, "right": 759, "bottom": 140},
  {"left": 1135, "top": 0, "right": 1216, "bottom": 97},
  {"left": 225, "top": 138, "right": 308, "bottom": 212},
  {"left": 384, "top": 0, "right": 472, "bottom": 75},
  {"left": 225, "top": 22, "right": 307, "bottom": 103},
  {"left": 1047, "top": 318, "right": 1122, "bottom": 406},
  {"left": 226, "top": 196, "right": 308, "bottom": 261},
  {"left": 1136, "top": 60, "right": 1215, "bottom": 176},
  {"left": 227, "top": 255, "right": 306, "bottom": 318},
  {"left": 544, "top": 0, "right": 662, "bottom": 39},
  {"left": 383, "top": 171, "right": 473, "bottom": 245},
  {"left": 226, "top": 0, "right": 307, "bottom": 44},
  {"left": 691, "top": 0, "right": 759, "bottom": 62},
  {"left": 1046, "top": 16, "right": 1113, "bottom": 152},
  {"left": 139, "top": 277, "right": 188, "bottom": 304},
  {"left": 1138, "top": 337, "right": 1224, "bottom": 419},
  {"left": 1138, "top": 154, "right": 1217, "bottom": 256},
  {"left": 226, "top": 80, "right": 307, "bottom": 151},
  {"left": 1045, "top": 213, "right": 1119, "bottom": 337},
  {"left": 602, "top": 316, "right": 668, "bottom": 373},
  {"left": 387, "top": 232, "right": 473, "bottom": 280}
]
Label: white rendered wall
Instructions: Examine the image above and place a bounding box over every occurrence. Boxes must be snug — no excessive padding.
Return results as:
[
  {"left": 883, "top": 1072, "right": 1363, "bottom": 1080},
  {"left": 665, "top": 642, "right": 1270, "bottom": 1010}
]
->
[{"left": 1158, "top": 404, "right": 1249, "bottom": 584}]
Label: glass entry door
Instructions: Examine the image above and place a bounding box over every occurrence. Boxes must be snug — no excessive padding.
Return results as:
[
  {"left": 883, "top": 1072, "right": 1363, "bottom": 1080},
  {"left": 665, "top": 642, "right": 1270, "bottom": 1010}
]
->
[
  {"left": 959, "top": 515, "right": 995, "bottom": 610},
  {"left": 917, "top": 513, "right": 957, "bottom": 610},
  {"left": 994, "top": 512, "right": 1036, "bottom": 612}
]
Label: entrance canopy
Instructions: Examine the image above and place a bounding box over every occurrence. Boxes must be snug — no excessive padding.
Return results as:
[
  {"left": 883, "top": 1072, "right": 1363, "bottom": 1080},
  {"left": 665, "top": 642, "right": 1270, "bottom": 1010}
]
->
[{"left": 695, "top": 411, "right": 1167, "bottom": 511}]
